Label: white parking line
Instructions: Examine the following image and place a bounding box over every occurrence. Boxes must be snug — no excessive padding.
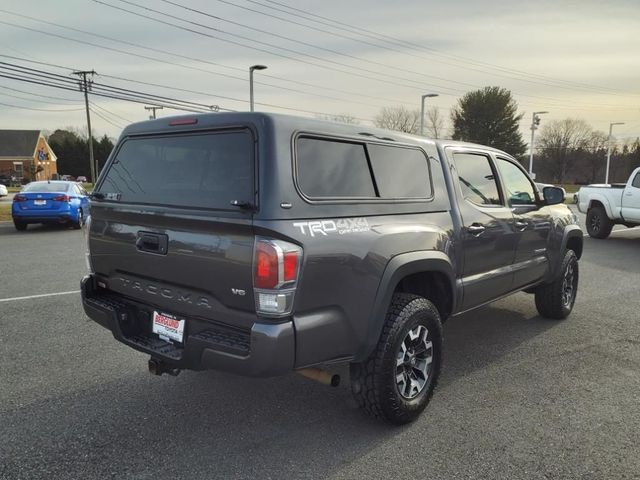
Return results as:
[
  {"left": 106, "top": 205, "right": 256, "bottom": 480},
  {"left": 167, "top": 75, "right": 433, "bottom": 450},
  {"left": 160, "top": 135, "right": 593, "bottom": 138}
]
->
[{"left": 0, "top": 290, "right": 81, "bottom": 303}]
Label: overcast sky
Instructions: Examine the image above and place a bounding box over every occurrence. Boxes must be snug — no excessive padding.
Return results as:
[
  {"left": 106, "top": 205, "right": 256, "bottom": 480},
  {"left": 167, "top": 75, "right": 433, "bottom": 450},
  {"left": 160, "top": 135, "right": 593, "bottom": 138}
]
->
[{"left": 1, "top": 0, "right": 639, "bottom": 146}]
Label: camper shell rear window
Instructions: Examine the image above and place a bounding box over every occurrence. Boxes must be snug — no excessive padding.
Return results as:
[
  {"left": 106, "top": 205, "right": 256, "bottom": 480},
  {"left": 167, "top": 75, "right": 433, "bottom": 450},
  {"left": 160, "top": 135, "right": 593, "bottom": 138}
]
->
[{"left": 96, "top": 129, "right": 254, "bottom": 210}]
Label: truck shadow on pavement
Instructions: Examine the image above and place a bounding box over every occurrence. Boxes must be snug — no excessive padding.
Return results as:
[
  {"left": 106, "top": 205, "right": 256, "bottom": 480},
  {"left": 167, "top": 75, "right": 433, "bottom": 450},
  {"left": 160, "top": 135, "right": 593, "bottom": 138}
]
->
[
  {"left": 2, "top": 299, "right": 559, "bottom": 479},
  {"left": 0, "top": 222, "right": 79, "bottom": 235},
  {"left": 583, "top": 233, "right": 640, "bottom": 274}
]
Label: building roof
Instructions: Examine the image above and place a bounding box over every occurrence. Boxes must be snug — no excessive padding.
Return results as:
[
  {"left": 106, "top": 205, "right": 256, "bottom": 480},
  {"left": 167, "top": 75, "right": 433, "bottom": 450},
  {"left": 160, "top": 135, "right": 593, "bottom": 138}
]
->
[{"left": 0, "top": 130, "right": 41, "bottom": 158}]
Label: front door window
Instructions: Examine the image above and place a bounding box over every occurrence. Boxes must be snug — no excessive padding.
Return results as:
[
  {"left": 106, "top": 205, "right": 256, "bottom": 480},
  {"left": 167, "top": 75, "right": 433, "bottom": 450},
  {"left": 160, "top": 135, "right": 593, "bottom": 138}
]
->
[{"left": 496, "top": 159, "right": 537, "bottom": 206}]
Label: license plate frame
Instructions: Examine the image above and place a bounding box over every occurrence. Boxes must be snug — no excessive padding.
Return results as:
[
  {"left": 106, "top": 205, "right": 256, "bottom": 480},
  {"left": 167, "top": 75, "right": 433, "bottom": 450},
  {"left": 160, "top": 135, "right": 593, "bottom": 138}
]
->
[{"left": 152, "top": 311, "right": 185, "bottom": 344}]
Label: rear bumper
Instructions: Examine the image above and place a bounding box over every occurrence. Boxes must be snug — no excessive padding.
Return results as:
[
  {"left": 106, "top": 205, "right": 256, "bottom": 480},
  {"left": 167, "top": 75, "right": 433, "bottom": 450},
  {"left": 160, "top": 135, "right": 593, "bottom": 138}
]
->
[
  {"left": 80, "top": 275, "right": 295, "bottom": 377},
  {"left": 12, "top": 214, "right": 73, "bottom": 224},
  {"left": 12, "top": 205, "right": 74, "bottom": 223}
]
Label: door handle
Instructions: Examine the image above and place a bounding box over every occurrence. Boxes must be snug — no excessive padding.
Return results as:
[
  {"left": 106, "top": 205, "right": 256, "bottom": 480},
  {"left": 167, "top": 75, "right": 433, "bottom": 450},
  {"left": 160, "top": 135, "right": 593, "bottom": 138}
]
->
[
  {"left": 136, "top": 232, "right": 168, "bottom": 255},
  {"left": 467, "top": 223, "right": 485, "bottom": 236},
  {"left": 514, "top": 220, "right": 528, "bottom": 231}
]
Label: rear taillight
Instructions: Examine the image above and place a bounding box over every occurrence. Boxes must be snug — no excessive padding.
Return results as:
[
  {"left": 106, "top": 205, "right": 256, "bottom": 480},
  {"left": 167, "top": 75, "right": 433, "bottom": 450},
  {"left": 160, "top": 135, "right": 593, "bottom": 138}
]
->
[
  {"left": 253, "top": 237, "right": 302, "bottom": 317},
  {"left": 255, "top": 241, "right": 279, "bottom": 289},
  {"left": 13, "top": 194, "right": 26, "bottom": 202},
  {"left": 53, "top": 194, "right": 71, "bottom": 202}
]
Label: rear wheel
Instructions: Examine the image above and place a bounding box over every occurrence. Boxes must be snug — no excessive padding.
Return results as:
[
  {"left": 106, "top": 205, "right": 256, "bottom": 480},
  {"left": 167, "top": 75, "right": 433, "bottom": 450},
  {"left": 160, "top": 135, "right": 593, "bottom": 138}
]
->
[
  {"left": 535, "top": 250, "right": 579, "bottom": 320},
  {"left": 72, "top": 209, "right": 84, "bottom": 229},
  {"left": 13, "top": 220, "right": 27, "bottom": 231},
  {"left": 586, "top": 206, "right": 613, "bottom": 239},
  {"left": 350, "top": 293, "right": 443, "bottom": 424}
]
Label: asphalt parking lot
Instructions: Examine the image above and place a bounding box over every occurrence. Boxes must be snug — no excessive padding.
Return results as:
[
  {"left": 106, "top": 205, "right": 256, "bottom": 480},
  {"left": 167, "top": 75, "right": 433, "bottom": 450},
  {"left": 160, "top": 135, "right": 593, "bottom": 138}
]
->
[{"left": 1, "top": 217, "right": 639, "bottom": 480}]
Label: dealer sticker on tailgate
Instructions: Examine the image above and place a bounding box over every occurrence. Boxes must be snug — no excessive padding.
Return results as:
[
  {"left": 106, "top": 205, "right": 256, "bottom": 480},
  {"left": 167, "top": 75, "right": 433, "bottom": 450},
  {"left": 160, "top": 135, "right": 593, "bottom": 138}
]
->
[{"left": 152, "top": 311, "right": 185, "bottom": 343}]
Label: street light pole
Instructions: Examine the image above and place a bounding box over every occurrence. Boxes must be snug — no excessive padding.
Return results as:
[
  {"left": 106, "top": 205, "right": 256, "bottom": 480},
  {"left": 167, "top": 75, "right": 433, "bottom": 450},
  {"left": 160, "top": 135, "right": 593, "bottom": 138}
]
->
[
  {"left": 605, "top": 122, "right": 625, "bottom": 184},
  {"left": 528, "top": 111, "right": 548, "bottom": 176},
  {"left": 420, "top": 93, "right": 439, "bottom": 136},
  {"left": 249, "top": 65, "right": 267, "bottom": 112}
]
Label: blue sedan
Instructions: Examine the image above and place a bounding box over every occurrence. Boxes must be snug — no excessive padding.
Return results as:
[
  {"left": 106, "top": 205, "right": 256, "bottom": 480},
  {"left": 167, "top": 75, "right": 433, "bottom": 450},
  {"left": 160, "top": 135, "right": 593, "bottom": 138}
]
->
[{"left": 12, "top": 181, "right": 89, "bottom": 231}]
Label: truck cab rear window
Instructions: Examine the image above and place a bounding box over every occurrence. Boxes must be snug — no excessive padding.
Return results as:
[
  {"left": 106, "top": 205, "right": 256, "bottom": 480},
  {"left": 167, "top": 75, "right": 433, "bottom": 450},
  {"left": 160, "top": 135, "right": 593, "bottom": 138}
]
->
[
  {"left": 368, "top": 144, "right": 431, "bottom": 198},
  {"left": 296, "top": 136, "right": 431, "bottom": 200},
  {"left": 98, "top": 130, "right": 253, "bottom": 210}
]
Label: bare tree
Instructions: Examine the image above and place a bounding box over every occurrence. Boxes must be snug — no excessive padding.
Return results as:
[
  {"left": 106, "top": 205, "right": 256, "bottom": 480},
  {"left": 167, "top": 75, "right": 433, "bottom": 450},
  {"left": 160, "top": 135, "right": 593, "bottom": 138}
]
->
[
  {"left": 425, "top": 106, "right": 445, "bottom": 139},
  {"left": 374, "top": 106, "right": 420, "bottom": 134},
  {"left": 536, "top": 119, "right": 593, "bottom": 183},
  {"left": 583, "top": 130, "right": 608, "bottom": 183},
  {"left": 316, "top": 113, "right": 360, "bottom": 125}
]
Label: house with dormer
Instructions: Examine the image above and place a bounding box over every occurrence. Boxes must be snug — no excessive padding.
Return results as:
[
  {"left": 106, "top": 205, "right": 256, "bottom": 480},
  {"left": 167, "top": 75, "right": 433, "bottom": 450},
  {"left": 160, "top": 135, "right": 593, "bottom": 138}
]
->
[{"left": 0, "top": 130, "right": 58, "bottom": 183}]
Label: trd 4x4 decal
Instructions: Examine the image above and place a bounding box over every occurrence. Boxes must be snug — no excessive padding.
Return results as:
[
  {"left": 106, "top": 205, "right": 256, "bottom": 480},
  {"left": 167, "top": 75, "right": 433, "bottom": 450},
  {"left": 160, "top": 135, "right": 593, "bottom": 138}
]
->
[{"left": 293, "top": 218, "right": 370, "bottom": 237}]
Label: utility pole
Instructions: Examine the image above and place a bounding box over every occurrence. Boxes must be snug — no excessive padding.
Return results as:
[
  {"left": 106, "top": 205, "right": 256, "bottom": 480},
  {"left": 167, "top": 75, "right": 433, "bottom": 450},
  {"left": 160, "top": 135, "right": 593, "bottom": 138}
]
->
[
  {"left": 605, "top": 122, "right": 625, "bottom": 184},
  {"left": 528, "top": 111, "right": 548, "bottom": 177},
  {"left": 73, "top": 70, "right": 97, "bottom": 183},
  {"left": 144, "top": 105, "right": 163, "bottom": 119}
]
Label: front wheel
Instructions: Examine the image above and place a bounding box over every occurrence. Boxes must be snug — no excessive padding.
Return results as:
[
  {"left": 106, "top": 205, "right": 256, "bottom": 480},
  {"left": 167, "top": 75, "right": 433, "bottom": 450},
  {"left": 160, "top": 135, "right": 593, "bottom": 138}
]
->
[
  {"left": 535, "top": 250, "right": 579, "bottom": 320},
  {"left": 350, "top": 293, "right": 443, "bottom": 424},
  {"left": 586, "top": 206, "right": 613, "bottom": 239}
]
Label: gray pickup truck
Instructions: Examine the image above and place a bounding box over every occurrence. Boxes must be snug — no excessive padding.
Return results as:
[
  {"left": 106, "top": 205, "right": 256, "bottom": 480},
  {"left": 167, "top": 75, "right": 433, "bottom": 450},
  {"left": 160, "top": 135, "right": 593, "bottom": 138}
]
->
[{"left": 81, "top": 113, "right": 583, "bottom": 424}]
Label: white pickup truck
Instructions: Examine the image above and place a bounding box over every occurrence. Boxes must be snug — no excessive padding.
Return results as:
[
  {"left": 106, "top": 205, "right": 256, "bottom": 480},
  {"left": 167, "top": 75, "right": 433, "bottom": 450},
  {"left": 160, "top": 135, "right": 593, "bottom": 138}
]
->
[{"left": 578, "top": 167, "right": 640, "bottom": 238}]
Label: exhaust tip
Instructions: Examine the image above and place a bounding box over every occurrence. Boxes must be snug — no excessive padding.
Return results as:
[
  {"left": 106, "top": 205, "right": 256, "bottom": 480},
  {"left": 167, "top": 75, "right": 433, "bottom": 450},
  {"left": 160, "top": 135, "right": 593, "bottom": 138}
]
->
[
  {"left": 148, "top": 358, "right": 180, "bottom": 377},
  {"left": 297, "top": 367, "right": 340, "bottom": 387}
]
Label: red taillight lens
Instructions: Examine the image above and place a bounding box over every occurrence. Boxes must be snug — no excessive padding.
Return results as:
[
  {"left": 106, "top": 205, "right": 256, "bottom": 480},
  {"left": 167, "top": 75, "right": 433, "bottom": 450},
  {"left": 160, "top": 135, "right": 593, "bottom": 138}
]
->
[
  {"left": 255, "top": 241, "right": 279, "bottom": 289},
  {"left": 13, "top": 194, "right": 26, "bottom": 202},
  {"left": 283, "top": 251, "right": 299, "bottom": 282},
  {"left": 53, "top": 194, "right": 71, "bottom": 202},
  {"left": 254, "top": 238, "right": 302, "bottom": 316}
]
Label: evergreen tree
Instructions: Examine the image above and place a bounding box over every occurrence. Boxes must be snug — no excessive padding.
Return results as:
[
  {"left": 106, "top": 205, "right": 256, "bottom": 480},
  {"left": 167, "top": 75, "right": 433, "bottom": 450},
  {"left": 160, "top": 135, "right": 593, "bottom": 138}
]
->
[{"left": 451, "top": 86, "right": 527, "bottom": 157}]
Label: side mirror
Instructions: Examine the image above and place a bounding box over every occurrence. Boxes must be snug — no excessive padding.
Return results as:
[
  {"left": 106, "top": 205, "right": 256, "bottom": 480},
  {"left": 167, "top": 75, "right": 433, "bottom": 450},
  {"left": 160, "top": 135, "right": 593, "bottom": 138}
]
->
[{"left": 542, "top": 186, "right": 565, "bottom": 205}]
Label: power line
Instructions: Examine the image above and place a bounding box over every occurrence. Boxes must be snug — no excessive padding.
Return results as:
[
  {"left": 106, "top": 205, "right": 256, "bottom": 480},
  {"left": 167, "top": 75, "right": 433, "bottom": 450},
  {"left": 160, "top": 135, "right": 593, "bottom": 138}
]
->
[
  {"left": 91, "top": 0, "right": 639, "bottom": 109},
  {"left": 170, "top": 0, "right": 599, "bottom": 96},
  {"left": 0, "top": 89, "right": 83, "bottom": 107},
  {"left": 258, "top": 0, "right": 639, "bottom": 97},
  {"left": 0, "top": 59, "right": 377, "bottom": 122},
  {"left": 91, "top": 0, "right": 462, "bottom": 94},
  {"left": 0, "top": 68, "right": 214, "bottom": 114},
  {"left": 89, "top": 105, "right": 125, "bottom": 129},
  {"left": 2, "top": 14, "right": 637, "bottom": 115},
  {"left": 204, "top": 0, "right": 631, "bottom": 97},
  {"left": 90, "top": 101, "right": 134, "bottom": 124},
  {"left": 157, "top": 0, "right": 494, "bottom": 93},
  {"left": 0, "top": 84, "right": 79, "bottom": 102},
  {"left": 0, "top": 100, "right": 85, "bottom": 112},
  {"left": 0, "top": 61, "right": 222, "bottom": 112},
  {"left": 0, "top": 15, "right": 408, "bottom": 109},
  {"left": 0, "top": 10, "right": 412, "bottom": 109}
]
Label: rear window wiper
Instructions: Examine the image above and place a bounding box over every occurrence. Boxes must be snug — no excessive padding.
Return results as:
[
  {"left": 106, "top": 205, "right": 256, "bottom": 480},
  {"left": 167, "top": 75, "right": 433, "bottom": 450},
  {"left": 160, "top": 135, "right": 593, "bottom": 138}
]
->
[{"left": 230, "top": 199, "right": 255, "bottom": 210}]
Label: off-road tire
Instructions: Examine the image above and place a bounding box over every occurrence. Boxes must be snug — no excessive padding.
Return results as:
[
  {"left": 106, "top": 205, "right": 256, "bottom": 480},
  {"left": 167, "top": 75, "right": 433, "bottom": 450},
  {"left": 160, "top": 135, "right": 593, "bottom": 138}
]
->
[
  {"left": 13, "top": 220, "right": 27, "bottom": 231},
  {"left": 350, "top": 293, "right": 443, "bottom": 425},
  {"left": 586, "top": 206, "right": 613, "bottom": 239},
  {"left": 535, "top": 250, "right": 579, "bottom": 320}
]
